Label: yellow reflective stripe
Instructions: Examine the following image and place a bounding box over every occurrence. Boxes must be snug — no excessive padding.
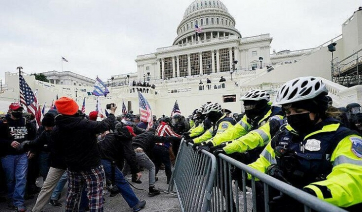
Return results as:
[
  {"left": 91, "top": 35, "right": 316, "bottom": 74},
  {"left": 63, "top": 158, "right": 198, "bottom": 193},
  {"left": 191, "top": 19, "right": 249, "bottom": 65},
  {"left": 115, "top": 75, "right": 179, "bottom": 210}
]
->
[
  {"left": 239, "top": 120, "right": 250, "bottom": 131},
  {"left": 254, "top": 129, "right": 269, "bottom": 145},
  {"left": 333, "top": 155, "right": 362, "bottom": 167},
  {"left": 270, "top": 115, "right": 282, "bottom": 121},
  {"left": 305, "top": 123, "right": 340, "bottom": 139},
  {"left": 260, "top": 148, "right": 277, "bottom": 164},
  {"left": 258, "top": 109, "right": 272, "bottom": 125}
]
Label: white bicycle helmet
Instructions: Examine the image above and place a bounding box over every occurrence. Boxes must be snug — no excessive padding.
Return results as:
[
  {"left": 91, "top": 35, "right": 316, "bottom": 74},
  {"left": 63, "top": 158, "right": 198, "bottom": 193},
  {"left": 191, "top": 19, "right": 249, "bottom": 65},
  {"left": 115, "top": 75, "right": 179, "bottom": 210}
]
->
[
  {"left": 203, "top": 102, "right": 222, "bottom": 114},
  {"left": 275, "top": 76, "right": 328, "bottom": 105},
  {"left": 240, "top": 89, "right": 270, "bottom": 102}
]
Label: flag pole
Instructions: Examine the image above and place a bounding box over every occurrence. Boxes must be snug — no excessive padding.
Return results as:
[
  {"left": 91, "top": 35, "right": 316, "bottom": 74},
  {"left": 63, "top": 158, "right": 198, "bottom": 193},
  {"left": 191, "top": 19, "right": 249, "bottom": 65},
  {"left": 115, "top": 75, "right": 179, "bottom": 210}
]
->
[{"left": 17, "top": 66, "right": 23, "bottom": 104}]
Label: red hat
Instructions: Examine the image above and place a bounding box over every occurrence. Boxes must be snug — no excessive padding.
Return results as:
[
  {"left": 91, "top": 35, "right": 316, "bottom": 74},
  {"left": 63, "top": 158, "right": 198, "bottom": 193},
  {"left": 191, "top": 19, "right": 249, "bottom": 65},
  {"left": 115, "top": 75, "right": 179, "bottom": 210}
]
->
[
  {"left": 125, "top": 126, "right": 136, "bottom": 137},
  {"left": 9, "top": 103, "right": 23, "bottom": 111},
  {"left": 55, "top": 97, "right": 79, "bottom": 115},
  {"left": 89, "top": 111, "right": 98, "bottom": 121}
]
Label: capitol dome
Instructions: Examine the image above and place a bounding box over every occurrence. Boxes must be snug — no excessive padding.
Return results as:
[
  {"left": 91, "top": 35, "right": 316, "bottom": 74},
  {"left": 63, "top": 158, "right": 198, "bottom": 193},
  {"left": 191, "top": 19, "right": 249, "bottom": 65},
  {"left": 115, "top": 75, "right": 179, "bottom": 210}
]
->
[{"left": 173, "top": 0, "right": 241, "bottom": 45}]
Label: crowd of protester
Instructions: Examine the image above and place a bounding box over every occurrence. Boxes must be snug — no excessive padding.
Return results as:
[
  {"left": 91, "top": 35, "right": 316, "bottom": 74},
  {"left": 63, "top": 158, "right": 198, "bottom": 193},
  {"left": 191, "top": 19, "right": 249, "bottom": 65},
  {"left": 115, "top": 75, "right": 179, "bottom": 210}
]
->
[
  {"left": 1, "top": 76, "right": 362, "bottom": 211},
  {"left": 0, "top": 98, "right": 189, "bottom": 212}
]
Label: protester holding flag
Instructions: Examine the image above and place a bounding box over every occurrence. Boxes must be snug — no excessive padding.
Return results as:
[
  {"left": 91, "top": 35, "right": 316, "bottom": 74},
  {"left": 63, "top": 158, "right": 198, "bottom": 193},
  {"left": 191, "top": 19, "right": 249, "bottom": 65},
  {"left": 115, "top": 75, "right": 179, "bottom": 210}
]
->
[
  {"left": 122, "top": 100, "right": 128, "bottom": 115},
  {"left": 138, "top": 92, "right": 153, "bottom": 129},
  {"left": 0, "top": 103, "right": 37, "bottom": 212}
]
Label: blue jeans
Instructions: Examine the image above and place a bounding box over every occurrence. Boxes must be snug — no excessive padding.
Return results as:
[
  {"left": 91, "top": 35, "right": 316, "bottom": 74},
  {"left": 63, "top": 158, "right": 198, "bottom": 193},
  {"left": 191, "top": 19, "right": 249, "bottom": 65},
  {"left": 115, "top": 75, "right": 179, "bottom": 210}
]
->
[
  {"left": 101, "top": 160, "right": 139, "bottom": 208},
  {"left": 50, "top": 172, "right": 68, "bottom": 200},
  {"left": 1, "top": 154, "right": 28, "bottom": 208}
]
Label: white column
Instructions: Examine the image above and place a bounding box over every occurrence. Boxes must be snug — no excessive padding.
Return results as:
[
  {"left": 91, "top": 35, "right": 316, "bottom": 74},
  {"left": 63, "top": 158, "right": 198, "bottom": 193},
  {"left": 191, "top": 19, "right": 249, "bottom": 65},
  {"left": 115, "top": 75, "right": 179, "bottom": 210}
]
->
[
  {"left": 187, "top": 54, "right": 191, "bottom": 76},
  {"left": 157, "top": 59, "right": 161, "bottom": 79},
  {"left": 172, "top": 57, "right": 176, "bottom": 78},
  {"left": 176, "top": 55, "right": 180, "bottom": 77},
  {"left": 211, "top": 50, "right": 215, "bottom": 73},
  {"left": 199, "top": 52, "right": 203, "bottom": 75},
  {"left": 191, "top": 35, "right": 194, "bottom": 43},
  {"left": 161, "top": 59, "right": 165, "bottom": 79},
  {"left": 229, "top": 48, "right": 233, "bottom": 70},
  {"left": 234, "top": 47, "right": 240, "bottom": 70},
  {"left": 216, "top": 50, "right": 220, "bottom": 73}
]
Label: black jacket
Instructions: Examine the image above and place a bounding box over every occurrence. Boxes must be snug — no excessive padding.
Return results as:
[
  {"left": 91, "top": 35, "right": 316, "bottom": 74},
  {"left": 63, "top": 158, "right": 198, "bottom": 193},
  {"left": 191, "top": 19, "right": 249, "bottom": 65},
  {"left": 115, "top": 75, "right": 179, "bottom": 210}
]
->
[
  {"left": 98, "top": 130, "right": 139, "bottom": 174},
  {"left": 52, "top": 113, "right": 115, "bottom": 171},
  {"left": 26, "top": 129, "right": 66, "bottom": 170},
  {"left": 0, "top": 114, "right": 36, "bottom": 155},
  {"left": 132, "top": 130, "right": 174, "bottom": 154}
]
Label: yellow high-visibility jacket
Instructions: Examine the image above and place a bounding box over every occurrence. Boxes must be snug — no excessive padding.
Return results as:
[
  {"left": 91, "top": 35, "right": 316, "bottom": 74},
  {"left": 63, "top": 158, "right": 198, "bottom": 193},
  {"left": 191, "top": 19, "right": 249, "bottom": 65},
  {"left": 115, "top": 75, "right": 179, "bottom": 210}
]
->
[
  {"left": 249, "top": 121, "right": 362, "bottom": 208},
  {"left": 212, "top": 106, "right": 281, "bottom": 146},
  {"left": 223, "top": 115, "right": 283, "bottom": 154},
  {"left": 193, "top": 115, "right": 235, "bottom": 144},
  {"left": 189, "top": 122, "right": 205, "bottom": 138}
]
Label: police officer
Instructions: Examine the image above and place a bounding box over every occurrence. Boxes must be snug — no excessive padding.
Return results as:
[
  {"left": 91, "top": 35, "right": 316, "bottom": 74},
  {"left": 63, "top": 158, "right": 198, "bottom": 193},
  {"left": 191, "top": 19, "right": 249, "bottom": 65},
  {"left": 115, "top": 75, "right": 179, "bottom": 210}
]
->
[
  {"left": 186, "top": 102, "right": 235, "bottom": 149},
  {"left": 210, "top": 90, "right": 283, "bottom": 161},
  {"left": 186, "top": 104, "right": 211, "bottom": 139},
  {"left": 248, "top": 76, "right": 362, "bottom": 211}
]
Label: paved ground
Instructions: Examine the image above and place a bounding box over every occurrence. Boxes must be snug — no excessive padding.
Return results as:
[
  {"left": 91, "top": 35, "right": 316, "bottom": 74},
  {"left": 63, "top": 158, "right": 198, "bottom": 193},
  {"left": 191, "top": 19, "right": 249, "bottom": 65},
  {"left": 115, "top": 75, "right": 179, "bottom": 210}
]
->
[{"left": 0, "top": 170, "right": 181, "bottom": 212}]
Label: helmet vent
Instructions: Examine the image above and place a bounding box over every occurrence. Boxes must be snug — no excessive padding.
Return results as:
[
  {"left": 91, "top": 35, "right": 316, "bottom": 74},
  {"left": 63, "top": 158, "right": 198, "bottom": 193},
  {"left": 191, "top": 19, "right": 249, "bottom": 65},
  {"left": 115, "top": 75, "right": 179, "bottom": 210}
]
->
[
  {"left": 289, "top": 88, "right": 298, "bottom": 99},
  {"left": 282, "top": 87, "right": 289, "bottom": 98},
  {"left": 315, "top": 82, "right": 321, "bottom": 90},
  {"left": 301, "top": 80, "right": 308, "bottom": 88},
  {"left": 292, "top": 79, "right": 299, "bottom": 86},
  {"left": 301, "top": 87, "right": 312, "bottom": 96}
]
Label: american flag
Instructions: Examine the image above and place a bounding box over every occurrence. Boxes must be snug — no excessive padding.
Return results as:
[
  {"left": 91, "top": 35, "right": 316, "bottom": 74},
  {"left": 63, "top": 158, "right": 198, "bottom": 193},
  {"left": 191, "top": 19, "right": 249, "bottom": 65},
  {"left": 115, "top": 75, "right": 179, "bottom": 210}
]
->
[
  {"left": 81, "top": 97, "right": 86, "bottom": 113},
  {"left": 19, "top": 74, "right": 38, "bottom": 117},
  {"left": 171, "top": 100, "right": 181, "bottom": 117},
  {"left": 122, "top": 100, "right": 127, "bottom": 114},
  {"left": 195, "top": 24, "right": 202, "bottom": 35},
  {"left": 138, "top": 91, "right": 153, "bottom": 129}
]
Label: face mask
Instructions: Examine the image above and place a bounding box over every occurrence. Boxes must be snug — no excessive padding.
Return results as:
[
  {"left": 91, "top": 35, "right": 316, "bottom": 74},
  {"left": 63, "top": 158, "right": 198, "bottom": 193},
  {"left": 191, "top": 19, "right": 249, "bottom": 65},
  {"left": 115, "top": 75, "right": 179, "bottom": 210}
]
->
[
  {"left": 245, "top": 109, "right": 259, "bottom": 120},
  {"left": 207, "top": 112, "right": 220, "bottom": 123},
  {"left": 11, "top": 111, "right": 23, "bottom": 119},
  {"left": 287, "top": 113, "right": 314, "bottom": 134}
]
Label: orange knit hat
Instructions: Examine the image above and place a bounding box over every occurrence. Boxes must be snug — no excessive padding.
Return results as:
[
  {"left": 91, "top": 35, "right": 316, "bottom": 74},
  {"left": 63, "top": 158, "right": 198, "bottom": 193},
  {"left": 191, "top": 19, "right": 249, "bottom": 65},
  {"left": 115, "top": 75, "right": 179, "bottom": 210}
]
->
[{"left": 55, "top": 97, "right": 79, "bottom": 115}]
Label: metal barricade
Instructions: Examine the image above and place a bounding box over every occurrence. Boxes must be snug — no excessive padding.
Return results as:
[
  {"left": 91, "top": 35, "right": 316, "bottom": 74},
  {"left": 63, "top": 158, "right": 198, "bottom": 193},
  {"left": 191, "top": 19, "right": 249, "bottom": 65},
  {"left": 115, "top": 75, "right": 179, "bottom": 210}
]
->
[
  {"left": 215, "top": 154, "right": 348, "bottom": 212},
  {"left": 169, "top": 141, "right": 348, "bottom": 212},
  {"left": 169, "top": 141, "right": 217, "bottom": 212}
]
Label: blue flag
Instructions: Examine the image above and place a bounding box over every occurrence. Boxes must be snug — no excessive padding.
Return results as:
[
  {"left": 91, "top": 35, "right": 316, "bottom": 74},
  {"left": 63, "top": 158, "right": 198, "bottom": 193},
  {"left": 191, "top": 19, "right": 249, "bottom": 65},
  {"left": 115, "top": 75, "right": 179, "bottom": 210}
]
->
[{"left": 92, "top": 77, "right": 109, "bottom": 97}]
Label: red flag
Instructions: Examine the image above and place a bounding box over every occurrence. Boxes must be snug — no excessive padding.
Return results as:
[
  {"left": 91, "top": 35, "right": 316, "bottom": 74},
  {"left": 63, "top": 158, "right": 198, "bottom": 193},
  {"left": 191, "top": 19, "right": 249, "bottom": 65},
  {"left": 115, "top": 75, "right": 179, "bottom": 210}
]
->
[{"left": 36, "top": 105, "right": 41, "bottom": 127}]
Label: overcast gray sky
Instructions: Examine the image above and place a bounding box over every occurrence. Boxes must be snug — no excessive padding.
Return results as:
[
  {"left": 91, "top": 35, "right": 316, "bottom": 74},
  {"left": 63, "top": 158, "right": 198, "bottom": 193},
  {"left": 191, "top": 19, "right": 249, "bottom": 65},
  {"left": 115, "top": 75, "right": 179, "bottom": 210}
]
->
[{"left": 0, "top": 0, "right": 360, "bottom": 82}]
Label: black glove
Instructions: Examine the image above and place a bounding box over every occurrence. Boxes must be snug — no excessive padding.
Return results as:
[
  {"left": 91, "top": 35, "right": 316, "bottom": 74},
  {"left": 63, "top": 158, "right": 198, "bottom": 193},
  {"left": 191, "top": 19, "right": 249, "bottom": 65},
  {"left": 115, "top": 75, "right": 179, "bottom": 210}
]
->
[
  {"left": 209, "top": 143, "right": 226, "bottom": 153},
  {"left": 266, "top": 164, "right": 290, "bottom": 184},
  {"left": 183, "top": 132, "right": 191, "bottom": 139},
  {"left": 197, "top": 145, "right": 211, "bottom": 153},
  {"left": 303, "top": 188, "right": 317, "bottom": 197},
  {"left": 185, "top": 139, "right": 194, "bottom": 146},
  {"left": 192, "top": 142, "right": 202, "bottom": 151},
  {"left": 212, "top": 148, "right": 226, "bottom": 156}
]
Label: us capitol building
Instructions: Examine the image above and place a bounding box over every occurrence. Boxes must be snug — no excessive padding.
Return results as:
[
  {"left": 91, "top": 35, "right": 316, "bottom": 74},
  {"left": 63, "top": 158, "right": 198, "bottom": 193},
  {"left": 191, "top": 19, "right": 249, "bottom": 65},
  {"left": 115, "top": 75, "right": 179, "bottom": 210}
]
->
[{"left": 1, "top": 0, "right": 362, "bottom": 116}]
